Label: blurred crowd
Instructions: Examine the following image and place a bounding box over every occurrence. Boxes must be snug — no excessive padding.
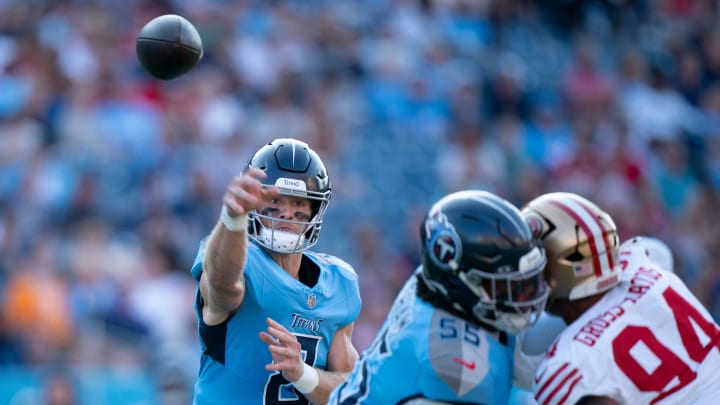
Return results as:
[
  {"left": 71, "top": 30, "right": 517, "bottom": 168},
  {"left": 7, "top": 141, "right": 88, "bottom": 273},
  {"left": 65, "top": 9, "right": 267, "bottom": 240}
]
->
[{"left": 2, "top": 0, "right": 720, "bottom": 403}]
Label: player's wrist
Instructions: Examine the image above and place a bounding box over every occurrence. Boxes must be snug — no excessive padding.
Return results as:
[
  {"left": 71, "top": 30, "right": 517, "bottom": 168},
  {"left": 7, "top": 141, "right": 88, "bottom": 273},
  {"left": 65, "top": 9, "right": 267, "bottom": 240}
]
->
[
  {"left": 220, "top": 205, "right": 248, "bottom": 232},
  {"left": 292, "top": 363, "right": 319, "bottom": 394}
]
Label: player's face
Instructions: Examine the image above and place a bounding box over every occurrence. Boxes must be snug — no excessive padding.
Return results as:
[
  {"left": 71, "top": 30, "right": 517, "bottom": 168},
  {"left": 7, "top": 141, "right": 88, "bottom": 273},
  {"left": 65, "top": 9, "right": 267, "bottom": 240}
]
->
[
  {"left": 259, "top": 195, "right": 313, "bottom": 233},
  {"left": 489, "top": 272, "right": 547, "bottom": 312}
]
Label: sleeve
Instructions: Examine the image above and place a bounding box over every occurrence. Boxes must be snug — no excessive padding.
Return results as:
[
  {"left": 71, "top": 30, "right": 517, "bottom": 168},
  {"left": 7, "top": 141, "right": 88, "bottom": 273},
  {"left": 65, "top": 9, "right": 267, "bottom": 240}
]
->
[
  {"left": 533, "top": 359, "right": 586, "bottom": 405},
  {"left": 343, "top": 266, "right": 362, "bottom": 327},
  {"left": 190, "top": 237, "right": 209, "bottom": 282},
  {"left": 317, "top": 252, "right": 361, "bottom": 328}
]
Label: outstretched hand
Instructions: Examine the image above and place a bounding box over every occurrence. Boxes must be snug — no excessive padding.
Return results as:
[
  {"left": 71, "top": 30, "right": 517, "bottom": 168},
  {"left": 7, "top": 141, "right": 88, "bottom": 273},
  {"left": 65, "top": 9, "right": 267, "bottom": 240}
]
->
[
  {"left": 259, "top": 317, "right": 306, "bottom": 382},
  {"left": 224, "top": 168, "right": 280, "bottom": 217}
]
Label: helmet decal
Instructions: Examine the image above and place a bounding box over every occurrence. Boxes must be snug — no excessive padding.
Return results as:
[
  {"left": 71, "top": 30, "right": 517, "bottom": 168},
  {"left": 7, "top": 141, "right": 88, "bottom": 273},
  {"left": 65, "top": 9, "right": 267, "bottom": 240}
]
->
[
  {"left": 549, "top": 199, "right": 615, "bottom": 277},
  {"left": 275, "top": 177, "right": 307, "bottom": 191},
  {"left": 290, "top": 140, "right": 298, "bottom": 165},
  {"left": 519, "top": 247, "right": 545, "bottom": 274},
  {"left": 425, "top": 211, "right": 462, "bottom": 272},
  {"left": 572, "top": 263, "right": 594, "bottom": 277},
  {"left": 525, "top": 212, "right": 554, "bottom": 239}
]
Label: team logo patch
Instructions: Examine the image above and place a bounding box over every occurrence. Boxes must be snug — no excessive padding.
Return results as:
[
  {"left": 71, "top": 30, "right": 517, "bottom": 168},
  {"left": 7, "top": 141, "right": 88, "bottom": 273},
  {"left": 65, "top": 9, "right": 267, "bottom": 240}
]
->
[
  {"left": 526, "top": 214, "right": 544, "bottom": 237},
  {"left": 307, "top": 293, "right": 316, "bottom": 309},
  {"left": 525, "top": 212, "right": 555, "bottom": 240},
  {"left": 425, "top": 211, "right": 462, "bottom": 271}
]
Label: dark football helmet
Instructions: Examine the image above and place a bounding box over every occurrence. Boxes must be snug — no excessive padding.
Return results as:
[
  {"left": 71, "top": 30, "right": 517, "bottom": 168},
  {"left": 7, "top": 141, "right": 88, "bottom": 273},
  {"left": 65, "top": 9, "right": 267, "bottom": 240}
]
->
[
  {"left": 245, "top": 138, "right": 331, "bottom": 253},
  {"left": 419, "top": 190, "right": 549, "bottom": 334}
]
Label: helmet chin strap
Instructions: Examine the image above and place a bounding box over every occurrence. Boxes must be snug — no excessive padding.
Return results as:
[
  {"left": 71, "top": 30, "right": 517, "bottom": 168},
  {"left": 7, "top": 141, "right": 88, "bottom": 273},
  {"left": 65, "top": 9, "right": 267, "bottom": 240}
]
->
[{"left": 259, "top": 227, "right": 305, "bottom": 254}]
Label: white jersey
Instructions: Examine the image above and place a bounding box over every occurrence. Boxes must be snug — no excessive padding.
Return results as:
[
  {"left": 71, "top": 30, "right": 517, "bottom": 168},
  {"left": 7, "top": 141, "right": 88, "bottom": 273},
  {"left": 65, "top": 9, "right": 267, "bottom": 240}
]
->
[{"left": 533, "top": 245, "right": 720, "bottom": 405}]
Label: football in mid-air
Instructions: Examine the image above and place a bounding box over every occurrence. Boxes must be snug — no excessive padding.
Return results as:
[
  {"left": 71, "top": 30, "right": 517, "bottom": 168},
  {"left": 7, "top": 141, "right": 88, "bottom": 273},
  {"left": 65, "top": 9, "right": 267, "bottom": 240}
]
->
[{"left": 136, "top": 14, "right": 203, "bottom": 80}]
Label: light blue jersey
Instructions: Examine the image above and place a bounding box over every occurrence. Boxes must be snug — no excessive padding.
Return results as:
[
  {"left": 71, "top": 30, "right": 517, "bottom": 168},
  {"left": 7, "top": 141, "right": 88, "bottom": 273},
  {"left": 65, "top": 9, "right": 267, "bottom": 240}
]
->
[
  {"left": 190, "top": 239, "right": 361, "bottom": 405},
  {"left": 329, "top": 269, "right": 515, "bottom": 405}
]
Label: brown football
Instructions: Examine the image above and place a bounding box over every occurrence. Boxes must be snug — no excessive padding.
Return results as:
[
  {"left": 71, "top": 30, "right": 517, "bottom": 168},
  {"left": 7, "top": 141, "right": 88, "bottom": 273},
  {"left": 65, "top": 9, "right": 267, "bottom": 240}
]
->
[{"left": 136, "top": 14, "right": 203, "bottom": 80}]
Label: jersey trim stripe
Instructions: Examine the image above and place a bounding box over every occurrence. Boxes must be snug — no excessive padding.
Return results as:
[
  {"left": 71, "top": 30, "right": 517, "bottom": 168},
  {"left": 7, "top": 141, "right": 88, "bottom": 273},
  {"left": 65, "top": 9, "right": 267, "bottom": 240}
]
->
[
  {"left": 542, "top": 367, "right": 579, "bottom": 405},
  {"left": 555, "top": 373, "right": 582, "bottom": 405},
  {"left": 536, "top": 362, "right": 584, "bottom": 405},
  {"left": 535, "top": 361, "right": 569, "bottom": 399}
]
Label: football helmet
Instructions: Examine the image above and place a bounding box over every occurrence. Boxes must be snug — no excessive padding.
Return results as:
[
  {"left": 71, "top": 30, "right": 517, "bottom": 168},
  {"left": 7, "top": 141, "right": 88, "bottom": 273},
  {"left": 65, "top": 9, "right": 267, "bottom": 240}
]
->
[
  {"left": 522, "top": 192, "right": 620, "bottom": 302},
  {"left": 419, "top": 190, "right": 549, "bottom": 335},
  {"left": 245, "top": 138, "right": 331, "bottom": 253}
]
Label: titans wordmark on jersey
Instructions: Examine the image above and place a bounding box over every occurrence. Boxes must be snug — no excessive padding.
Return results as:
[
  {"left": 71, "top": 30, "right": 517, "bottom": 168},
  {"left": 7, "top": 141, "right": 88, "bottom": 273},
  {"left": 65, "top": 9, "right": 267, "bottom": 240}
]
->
[{"left": 190, "top": 239, "right": 361, "bottom": 405}]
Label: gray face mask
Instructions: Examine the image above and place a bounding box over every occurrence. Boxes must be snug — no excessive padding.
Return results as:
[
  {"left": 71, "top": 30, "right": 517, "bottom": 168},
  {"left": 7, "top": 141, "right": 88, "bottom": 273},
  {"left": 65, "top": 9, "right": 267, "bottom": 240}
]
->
[
  {"left": 249, "top": 210, "right": 319, "bottom": 254},
  {"left": 247, "top": 178, "right": 330, "bottom": 254}
]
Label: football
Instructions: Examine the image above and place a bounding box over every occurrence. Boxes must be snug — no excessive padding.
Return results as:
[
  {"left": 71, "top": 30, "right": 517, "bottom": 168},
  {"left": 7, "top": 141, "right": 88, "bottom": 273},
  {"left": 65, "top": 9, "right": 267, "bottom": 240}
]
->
[{"left": 136, "top": 14, "right": 203, "bottom": 80}]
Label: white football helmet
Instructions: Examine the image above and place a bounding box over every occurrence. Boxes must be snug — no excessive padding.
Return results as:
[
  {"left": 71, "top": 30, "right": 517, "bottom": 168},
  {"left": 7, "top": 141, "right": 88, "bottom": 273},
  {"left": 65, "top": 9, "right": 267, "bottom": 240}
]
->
[{"left": 522, "top": 192, "right": 621, "bottom": 301}]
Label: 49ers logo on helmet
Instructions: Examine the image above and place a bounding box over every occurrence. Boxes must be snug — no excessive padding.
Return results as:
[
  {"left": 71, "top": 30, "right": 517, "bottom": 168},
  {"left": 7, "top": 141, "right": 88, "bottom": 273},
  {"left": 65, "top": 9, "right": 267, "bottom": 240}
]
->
[
  {"left": 525, "top": 212, "right": 555, "bottom": 239},
  {"left": 425, "top": 211, "right": 462, "bottom": 271}
]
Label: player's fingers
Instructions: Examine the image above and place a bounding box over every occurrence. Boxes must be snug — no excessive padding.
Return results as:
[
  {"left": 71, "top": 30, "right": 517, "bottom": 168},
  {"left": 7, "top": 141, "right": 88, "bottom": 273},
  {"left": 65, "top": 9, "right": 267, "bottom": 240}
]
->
[
  {"left": 267, "top": 326, "right": 299, "bottom": 349},
  {"left": 259, "top": 331, "right": 281, "bottom": 346},
  {"left": 234, "top": 175, "right": 265, "bottom": 199},
  {"left": 266, "top": 317, "right": 287, "bottom": 331},
  {"left": 261, "top": 186, "right": 281, "bottom": 201},
  {"left": 239, "top": 173, "right": 265, "bottom": 193},
  {"left": 224, "top": 185, "right": 264, "bottom": 214},
  {"left": 267, "top": 344, "right": 293, "bottom": 357},
  {"left": 228, "top": 171, "right": 265, "bottom": 196},
  {"left": 260, "top": 327, "right": 299, "bottom": 353},
  {"left": 223, "top": 195, "right": 246, "bottom": 216},
  {"left": 265, "top": 361, "right": 291, "bottom": 372},
  {"left": 244, "top": 167, "right": 267, "bottom": 180},
  {"left": 265, "top": 318, "right": 302, "bottom": 353},
  {"left": 266, "top": 322, "right": 289, "bottom": 336}
]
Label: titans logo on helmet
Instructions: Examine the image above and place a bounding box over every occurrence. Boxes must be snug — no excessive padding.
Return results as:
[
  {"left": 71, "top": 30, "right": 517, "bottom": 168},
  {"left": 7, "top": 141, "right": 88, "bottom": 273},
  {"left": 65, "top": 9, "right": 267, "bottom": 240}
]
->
[{"left": 425, "top": 211, "right": 463, "bottom": 272}]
